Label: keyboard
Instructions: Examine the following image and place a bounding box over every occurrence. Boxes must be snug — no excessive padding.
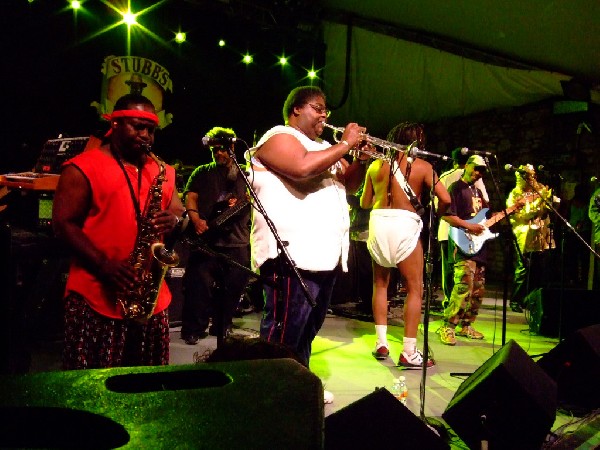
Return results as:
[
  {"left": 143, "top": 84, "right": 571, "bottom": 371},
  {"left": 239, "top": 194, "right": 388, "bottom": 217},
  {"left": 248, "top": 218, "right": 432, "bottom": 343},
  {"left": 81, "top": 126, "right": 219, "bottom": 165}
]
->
[{"left": 0, "top": 172, "right": 59, "bottom": 190}]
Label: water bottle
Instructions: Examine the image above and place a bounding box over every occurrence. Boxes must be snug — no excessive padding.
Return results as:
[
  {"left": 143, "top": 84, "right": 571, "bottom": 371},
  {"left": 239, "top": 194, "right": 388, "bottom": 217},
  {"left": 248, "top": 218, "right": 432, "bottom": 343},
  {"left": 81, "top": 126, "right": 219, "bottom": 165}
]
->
[{"left": 391, "top": 376, "right": 408, "bottom": 405}]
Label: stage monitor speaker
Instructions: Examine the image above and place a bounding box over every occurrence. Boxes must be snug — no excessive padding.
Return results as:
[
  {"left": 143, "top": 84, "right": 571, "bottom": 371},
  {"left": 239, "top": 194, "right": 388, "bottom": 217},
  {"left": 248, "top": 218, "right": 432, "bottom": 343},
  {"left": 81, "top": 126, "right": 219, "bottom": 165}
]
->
[
  {"left": 0, "top": 358, "right": 322, "bottom": 449},
  {"left": 324, "top": 388, "right": 448, "bottom": 449},
  {"left": 526, "top": 287, "right": 600, "bottom": 337},
  {"left": 442, "top": 340, "right": 557, "bottom": 450},
  {"left": 538, "top": 324, "right": 600, "bottom": 413}
]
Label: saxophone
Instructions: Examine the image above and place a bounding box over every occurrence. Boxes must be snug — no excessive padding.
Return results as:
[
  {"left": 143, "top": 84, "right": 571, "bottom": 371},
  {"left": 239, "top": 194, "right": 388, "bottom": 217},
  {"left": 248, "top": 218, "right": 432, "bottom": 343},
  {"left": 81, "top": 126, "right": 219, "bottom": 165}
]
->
[{"left": 117, "top": 147, "right": 180, "bottom": 322}]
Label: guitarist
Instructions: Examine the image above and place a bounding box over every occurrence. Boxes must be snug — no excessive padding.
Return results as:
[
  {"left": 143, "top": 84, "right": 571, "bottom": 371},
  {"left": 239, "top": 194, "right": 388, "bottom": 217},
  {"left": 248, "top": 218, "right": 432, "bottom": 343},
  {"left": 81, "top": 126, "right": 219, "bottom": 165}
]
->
[
  {"left": 180, "top": 127, "right": 251, "bottom": 345},
  {"left": 437, "top": 148, "right": 489, "bottom": 309},
  {"left": 438, "top": 154, "right": 491, "bottom": 346}
]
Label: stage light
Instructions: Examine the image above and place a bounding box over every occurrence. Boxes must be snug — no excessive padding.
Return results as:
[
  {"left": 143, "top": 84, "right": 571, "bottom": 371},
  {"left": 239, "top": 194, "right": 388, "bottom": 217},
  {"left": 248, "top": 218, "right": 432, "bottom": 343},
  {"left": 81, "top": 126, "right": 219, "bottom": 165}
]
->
[
  {"left": 278, "top": 56, "right": 288, "bottom": 66},
  {"left": 80, "top": 0, "right": 170, "bottom": 53},
  {"left": 122, "top": 9, "right": 137, "bottom": 26},
  {"left": 218, "top": 39, "right": 226, "bottom": 47},
  {"left": 307, "top": 69, "right": 317, "bottom": 79},
  {"left": 242, "top": 54, "right": 253, "bottom": 64},
  {"left": 175, "top": 32, "right": 186, "bottom": 44},
  {"left": 70, "top": 0, "right": 81, "bottom": 9}
]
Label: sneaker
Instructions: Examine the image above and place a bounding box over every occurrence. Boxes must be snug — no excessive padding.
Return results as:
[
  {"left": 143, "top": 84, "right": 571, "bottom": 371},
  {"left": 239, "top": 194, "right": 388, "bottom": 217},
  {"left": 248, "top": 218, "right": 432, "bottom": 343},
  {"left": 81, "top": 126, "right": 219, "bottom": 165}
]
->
[
  {"left": 457, "top": 325, "right": 484, "bottom": 340},
  {"left": 324, "top": 390, "right": 334, "bottom": 404},
  {"left": 372, "top": 343, "right": 390, "bottom": 360},
  {"left": 398, "top": 350, "right": 435, "bottom": 369},
  {"left": 438, "top": 325, "right": 456, "bottom": 346}
]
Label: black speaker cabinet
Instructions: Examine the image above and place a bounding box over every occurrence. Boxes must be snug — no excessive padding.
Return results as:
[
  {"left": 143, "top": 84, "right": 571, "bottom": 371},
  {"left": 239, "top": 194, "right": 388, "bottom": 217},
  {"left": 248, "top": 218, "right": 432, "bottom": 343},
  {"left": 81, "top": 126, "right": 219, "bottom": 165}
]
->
[
  {"left": 538, "top": 324, "right": 600, "bottom": 413},
  {"left": 0, "top": 359, "right": 323, "bottom": 449},
  {"left": 443, "top": 340, "right": 557, "bottom": 450},
  {"left": 526, "top": 287, "right": 600, "bottom": 337},
  {"left": 325, "top": 388, "right": 448, "bottom": 449},
  {"left": 165, "top": 241, "right": 189, "bottom": 327}
]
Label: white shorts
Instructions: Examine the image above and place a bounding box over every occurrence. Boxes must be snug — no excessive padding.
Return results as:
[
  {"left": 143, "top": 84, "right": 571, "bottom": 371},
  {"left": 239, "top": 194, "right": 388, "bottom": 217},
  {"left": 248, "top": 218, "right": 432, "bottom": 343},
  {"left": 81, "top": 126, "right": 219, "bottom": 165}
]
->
[{"left": 367, "top": 209, "right": 423, "bottom": 268}]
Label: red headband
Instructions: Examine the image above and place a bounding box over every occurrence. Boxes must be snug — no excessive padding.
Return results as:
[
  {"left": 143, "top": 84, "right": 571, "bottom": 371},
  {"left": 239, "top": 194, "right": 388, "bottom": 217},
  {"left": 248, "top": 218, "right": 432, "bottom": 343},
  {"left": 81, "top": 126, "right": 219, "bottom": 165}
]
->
[{"left": 103, "top": 109, "right": 160, "bottom": 136}]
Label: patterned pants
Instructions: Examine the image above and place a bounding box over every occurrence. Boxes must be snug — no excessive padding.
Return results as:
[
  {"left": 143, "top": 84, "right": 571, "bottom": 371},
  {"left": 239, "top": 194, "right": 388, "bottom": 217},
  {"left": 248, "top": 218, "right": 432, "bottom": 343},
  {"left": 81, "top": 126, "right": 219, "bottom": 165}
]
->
[
  {"left": 444, "top": 259, "right": 485, "bottom": 326},
  {"left": 62, "top": 292, "right": 170, "bottom": 370}
]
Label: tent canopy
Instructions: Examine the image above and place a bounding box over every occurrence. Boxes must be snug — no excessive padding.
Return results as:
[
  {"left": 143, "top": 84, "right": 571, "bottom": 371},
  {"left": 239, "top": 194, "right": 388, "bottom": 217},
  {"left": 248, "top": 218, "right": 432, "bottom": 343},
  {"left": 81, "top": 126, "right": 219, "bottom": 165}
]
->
[
  {"left": 317, "top": 0, "right": 599, "bottom": 132},
  {"left": 4, "top": 0, "right": 599, "bottom": 170}
]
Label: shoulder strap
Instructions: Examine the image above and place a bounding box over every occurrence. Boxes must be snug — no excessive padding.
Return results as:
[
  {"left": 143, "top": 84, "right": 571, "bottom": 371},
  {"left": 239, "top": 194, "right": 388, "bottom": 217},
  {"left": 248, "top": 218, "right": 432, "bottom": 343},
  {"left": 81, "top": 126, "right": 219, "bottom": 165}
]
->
[{"left": 391, "top": 160, "right": 425, "bottom": 216}]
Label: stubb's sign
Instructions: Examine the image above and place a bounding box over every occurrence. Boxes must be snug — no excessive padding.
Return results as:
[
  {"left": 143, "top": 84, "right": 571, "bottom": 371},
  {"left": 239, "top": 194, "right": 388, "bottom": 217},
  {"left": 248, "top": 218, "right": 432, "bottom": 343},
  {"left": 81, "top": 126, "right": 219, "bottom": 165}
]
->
[{"left": 92, "top": 55, "right": 173, "bottom": 128}]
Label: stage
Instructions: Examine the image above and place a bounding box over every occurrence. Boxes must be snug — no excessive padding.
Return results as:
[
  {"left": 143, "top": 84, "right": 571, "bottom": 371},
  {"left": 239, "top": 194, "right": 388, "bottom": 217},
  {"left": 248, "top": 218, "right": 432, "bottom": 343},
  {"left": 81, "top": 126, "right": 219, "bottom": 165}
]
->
[{"left": 19, "top": 287, "right": 600, "bottom": 448}]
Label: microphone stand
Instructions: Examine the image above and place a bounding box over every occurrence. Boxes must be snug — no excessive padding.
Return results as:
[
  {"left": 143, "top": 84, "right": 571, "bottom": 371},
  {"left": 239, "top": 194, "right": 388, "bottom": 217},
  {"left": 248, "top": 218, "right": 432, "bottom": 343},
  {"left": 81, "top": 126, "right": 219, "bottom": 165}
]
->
[
  {"left": 419, "top": 158, "right": 442, "bottom": 422},
  {"left": 227, "top": 144, "right": 316, "bottom": 308},
  {"left": 483, "top": 155, "right": 523, "bottom": 346}
]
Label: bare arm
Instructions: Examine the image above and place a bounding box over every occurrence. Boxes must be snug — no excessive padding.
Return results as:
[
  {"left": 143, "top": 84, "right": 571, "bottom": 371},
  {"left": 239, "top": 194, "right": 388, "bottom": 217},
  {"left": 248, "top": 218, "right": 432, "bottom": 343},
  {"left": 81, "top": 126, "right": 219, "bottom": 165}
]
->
[
  {"left": 256, "top": 123, "right": 363, "bottom": 181},
  {"left": 185, "top": 191, "right": 208, "bottom": 234},
  {"left": 168, "top": 189, "right": 185, "bottom": 216},
  {"left": 150, "top": 187, "right": 186, "bottom": 234},
  {"left": 52, "top": 165, "right": 136, "bottom": 290},
  {"left": 360, "top": 167, "right": 374, "bottom": 209}
]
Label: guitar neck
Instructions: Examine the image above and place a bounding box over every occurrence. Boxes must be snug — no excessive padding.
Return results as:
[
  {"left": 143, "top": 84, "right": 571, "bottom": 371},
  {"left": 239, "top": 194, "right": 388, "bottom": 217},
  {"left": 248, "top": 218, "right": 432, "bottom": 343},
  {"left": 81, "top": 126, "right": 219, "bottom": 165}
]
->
[
  {"left": 484, "top": 205, "right": 517, "bottom": 228},
  {"left": 209, "top": 200, "right": 249, "bottom": 228}
]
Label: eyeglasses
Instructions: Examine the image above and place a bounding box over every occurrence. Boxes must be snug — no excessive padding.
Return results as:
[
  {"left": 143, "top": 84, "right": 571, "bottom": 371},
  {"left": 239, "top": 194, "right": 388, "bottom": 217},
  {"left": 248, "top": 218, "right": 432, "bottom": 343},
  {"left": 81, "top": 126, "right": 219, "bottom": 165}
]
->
[
  {"left": 307, "top": 103, "right": 331, "bottom": 118},
  {"left": 210, "top": 145, "right": 229, "bottom": 153}
]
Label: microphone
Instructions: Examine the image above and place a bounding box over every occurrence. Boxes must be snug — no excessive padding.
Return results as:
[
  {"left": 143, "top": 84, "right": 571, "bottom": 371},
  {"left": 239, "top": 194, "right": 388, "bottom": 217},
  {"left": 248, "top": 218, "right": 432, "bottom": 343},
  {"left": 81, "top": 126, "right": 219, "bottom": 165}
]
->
[
  {"left": 407, "top": 147, "right": 449, "bottom": 161},
  {"left": 504, "top": 164, "right": 528, "bottom": 174},
  {"left": 460, "top": 147, "right": 494, "bottom": 156},
  {"left": 202, "top": 136, "right": 237, "bottom": 146}
]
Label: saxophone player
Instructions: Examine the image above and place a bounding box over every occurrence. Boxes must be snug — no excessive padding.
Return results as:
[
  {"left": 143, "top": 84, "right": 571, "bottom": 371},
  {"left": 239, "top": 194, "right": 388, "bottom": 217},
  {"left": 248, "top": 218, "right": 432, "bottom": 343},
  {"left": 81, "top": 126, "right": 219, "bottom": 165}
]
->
[{"left": 53, "top": 94, "right": 185, "bottom": 370}]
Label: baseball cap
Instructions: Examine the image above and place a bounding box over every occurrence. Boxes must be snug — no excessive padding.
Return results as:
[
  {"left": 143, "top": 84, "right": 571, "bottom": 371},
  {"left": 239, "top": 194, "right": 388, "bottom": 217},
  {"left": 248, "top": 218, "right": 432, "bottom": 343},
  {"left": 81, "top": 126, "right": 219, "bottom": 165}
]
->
[{"left": 467, "top": 154, "right": 487, "bottom": 169}]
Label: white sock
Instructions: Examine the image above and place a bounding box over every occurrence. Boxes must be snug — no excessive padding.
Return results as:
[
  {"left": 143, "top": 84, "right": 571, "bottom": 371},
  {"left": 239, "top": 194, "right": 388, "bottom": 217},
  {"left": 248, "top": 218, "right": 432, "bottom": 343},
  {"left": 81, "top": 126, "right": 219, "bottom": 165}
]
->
[
  {"left": 375, "top": 325, "right": 388, "bottom": 346},
  {"left": 403, "top": 337, "right": 417, "bottom": 355}
]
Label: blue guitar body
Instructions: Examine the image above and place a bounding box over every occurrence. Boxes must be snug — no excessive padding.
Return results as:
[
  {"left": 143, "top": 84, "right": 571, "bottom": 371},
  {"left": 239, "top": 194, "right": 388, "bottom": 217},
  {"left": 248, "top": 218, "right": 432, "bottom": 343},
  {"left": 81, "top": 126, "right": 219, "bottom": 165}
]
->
[{"left": 448, "top": 208, "right": 499, "bottom": 256}]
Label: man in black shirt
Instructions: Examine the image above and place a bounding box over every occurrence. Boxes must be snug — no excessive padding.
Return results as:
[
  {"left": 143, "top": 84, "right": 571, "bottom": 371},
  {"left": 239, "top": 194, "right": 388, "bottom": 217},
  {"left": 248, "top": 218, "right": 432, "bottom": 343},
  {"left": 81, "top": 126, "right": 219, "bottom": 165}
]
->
[
  {"left": 180, "top": 127, "right": 251, "bottom": 344},
  {"left": 439, "top": 155, "right": 490, "bottom": 346}
]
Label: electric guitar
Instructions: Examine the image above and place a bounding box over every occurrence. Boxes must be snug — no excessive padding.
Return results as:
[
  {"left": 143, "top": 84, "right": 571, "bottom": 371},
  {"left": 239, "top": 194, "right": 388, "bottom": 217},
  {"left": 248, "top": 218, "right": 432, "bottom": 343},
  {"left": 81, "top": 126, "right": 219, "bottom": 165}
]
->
[
  {"left": 448, "top": 194, "right": 537, "bottom": 255},
  {"left": 207, "top": 198, "right": 250, "bottom": 229},
  {"left": 183, "top": 198, "right": 250, "bottom": 246}
]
